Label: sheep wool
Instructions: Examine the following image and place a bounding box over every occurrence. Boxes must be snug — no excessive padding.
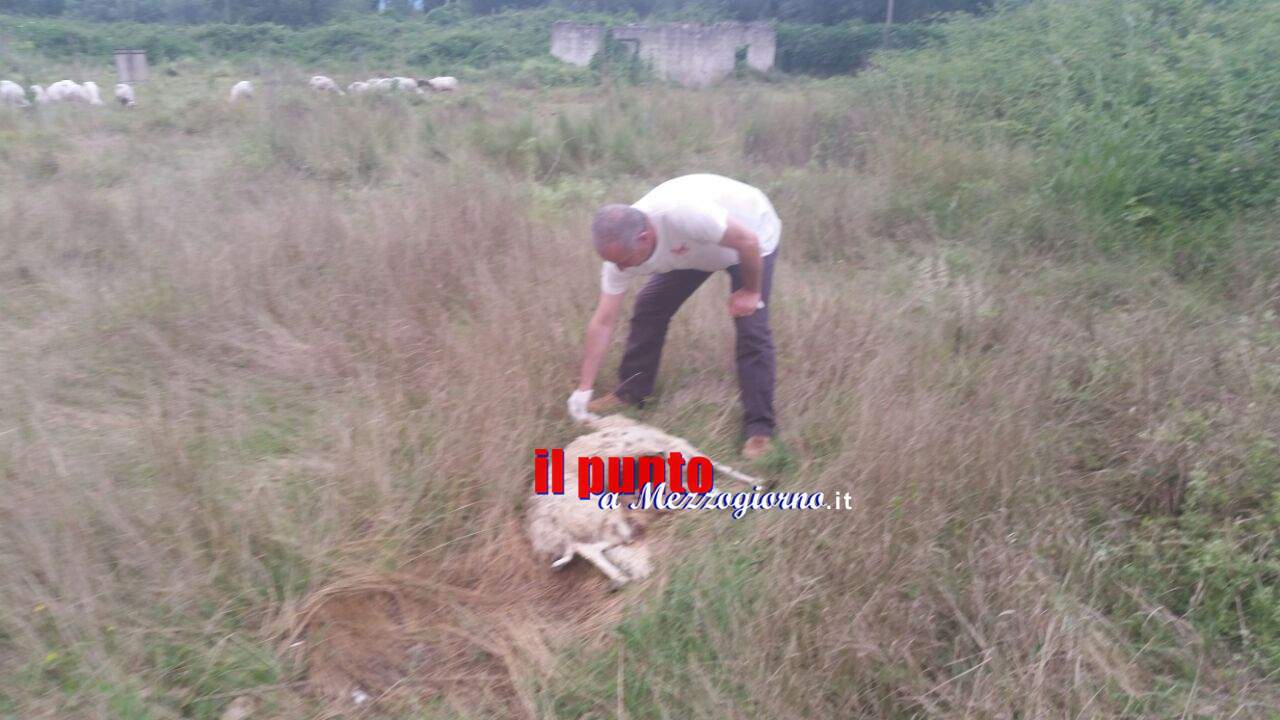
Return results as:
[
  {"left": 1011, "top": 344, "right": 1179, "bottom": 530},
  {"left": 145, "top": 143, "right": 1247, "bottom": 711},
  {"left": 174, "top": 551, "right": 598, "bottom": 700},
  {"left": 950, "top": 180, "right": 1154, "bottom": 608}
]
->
[
  {"left": 46, "top": 80, "right": 87, "bottom": 103},
  {"left": 524, "top": 415, "right": 764, "bottom": 588},
  {"left": 425, "top": 76, "right": 459, "bottom": 92},
  {"left": 309, "top": 75, "right": 344, "bottom": 94},
  {"left": 114, "top": 83, "right": 135, "bottom": 107},
  {"left": 80, "top": 81, "right": 105, "bottom": 105},
  {"left": 0, "top": 80, "right": 29, "bottom": 107},
  {"left": 229, "top": 80, "right": 254, "bottom": 102}
]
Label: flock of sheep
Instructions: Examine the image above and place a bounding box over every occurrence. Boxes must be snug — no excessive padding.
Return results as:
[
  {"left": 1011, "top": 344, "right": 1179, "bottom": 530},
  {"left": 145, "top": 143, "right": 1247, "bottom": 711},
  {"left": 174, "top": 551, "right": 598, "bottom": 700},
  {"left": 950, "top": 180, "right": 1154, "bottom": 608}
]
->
[
  {"left": 1, "top": 78, "right": 133, "bottom": 107},
  {"left": 229, "top": 74, "right": 458, "bottom": 102},
  {"left": 0, "top": 72, "right": 458, "bottom": 109}
]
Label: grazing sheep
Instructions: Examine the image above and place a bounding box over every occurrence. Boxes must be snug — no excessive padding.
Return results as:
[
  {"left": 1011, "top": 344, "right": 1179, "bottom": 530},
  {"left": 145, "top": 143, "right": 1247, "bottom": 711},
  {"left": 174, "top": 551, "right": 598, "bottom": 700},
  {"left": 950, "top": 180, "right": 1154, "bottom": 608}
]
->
[
  {"left": 309, "top": 75, "right": 344, "bottom": 94},
  {"left": 114, "top": 83, "right": 135, "bottom": 107},
  {"left": 525, "top": 415, "right": 765, "bottom": 589},
  {"left": 46, "top": 80, "right": 89, "bottom": 103},
  {"left": 229, "top": 80, "right": 254, "bottom": 102},
  {"left": 29, "top": 84, "right": 48, "bottom": 104},
  {"left": 423, "top": 76, "right": 458, "bottom": 92},
  {"left": 392, "top": 76, "right": 423, "bottom": 93},
  {"left": 1, "top": 80, "right": 29, "bottom": 107},
  {"left": 346, "top": 81, "right": 371, "bottom": 94},
  {"left": 365, "top": 77, "right": 419, "bottom": 94},
  {"left": 80, "top": 81, "right": 105, "bottom": 105}
]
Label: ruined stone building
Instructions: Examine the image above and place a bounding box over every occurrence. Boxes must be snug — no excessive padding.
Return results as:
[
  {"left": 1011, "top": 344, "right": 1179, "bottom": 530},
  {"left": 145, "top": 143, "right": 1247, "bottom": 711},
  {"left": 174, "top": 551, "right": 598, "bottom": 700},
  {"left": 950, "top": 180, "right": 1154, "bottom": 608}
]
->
[{"left": 550, "top": 22, "right": 776, "bottom": 88}]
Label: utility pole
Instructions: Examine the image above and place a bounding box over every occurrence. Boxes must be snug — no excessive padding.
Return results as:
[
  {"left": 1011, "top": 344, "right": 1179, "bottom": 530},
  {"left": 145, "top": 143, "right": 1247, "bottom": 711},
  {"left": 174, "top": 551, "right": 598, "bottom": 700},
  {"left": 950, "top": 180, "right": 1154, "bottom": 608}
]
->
[{"left": 883, "top": 0, "right": 896, "bottom": 48}]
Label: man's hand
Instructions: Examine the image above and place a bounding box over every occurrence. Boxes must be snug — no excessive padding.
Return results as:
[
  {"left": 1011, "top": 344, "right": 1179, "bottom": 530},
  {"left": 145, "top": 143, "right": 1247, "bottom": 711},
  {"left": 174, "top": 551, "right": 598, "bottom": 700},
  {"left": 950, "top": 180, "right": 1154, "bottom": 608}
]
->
[
  {"left": 718, "top": 219, "right": 765, "bottom": 319},
  {"left": 729, "top": 289, "right": 763, "bottom": 318},
  {"left": 567, "top": 388, "right": 598, "bottom": 422}
]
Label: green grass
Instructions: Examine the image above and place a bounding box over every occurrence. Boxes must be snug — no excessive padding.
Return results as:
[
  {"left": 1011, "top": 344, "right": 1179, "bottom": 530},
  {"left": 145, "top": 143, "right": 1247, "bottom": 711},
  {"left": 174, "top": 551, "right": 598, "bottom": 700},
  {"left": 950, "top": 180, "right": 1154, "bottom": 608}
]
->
[{"left": 547, "top": 540, "right": 764, "bottom": 719}]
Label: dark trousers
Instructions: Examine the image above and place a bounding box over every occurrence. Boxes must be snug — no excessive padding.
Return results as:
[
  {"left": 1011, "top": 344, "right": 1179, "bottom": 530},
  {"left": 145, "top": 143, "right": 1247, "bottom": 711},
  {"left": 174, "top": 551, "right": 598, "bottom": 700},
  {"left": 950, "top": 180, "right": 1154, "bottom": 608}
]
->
[{"left": 614, "top": 251, "right": 777, "bottom": 438}]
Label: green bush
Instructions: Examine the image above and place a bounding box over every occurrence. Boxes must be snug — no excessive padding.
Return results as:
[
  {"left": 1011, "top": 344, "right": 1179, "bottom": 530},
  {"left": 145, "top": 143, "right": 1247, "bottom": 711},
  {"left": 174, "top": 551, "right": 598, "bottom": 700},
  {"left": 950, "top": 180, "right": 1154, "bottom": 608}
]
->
[
  {"left": 5, "top": 9, "right": 939, "bottom": 84},
  {"left": 870, "top": 0, "right": 1280, "bottom": 220},
  {"left": 0, "top": 0, "right": 66, "bottom": 16},
  {"left": 776, "top": 20, "right": 934, "bottom": 76},
  {"left": 288, "top": 23, "right": 391, "bottom": 62},
  {"left": 130, "top": 27, "right": 202, "bottom": 60},
  {"left": 416, "top": 30, "right": 513, "bottom": 67},
  {"left": 489, "top": 56, "right": 595, "bottom": 87},
  {"left": 0, "top": 7, "right": 608, "bottom": 75},
  {"left": 1115, "top": 435, "right": 1280, "bottom": 673},
  {"left": 9, "top": 17, "right": 113, "bottom": 58},
  {"left": 422, "top": 1, "right": 470, "bottom": 25},
  {"left": 190, "top": 23, "right": 290, "bottom": 55}
]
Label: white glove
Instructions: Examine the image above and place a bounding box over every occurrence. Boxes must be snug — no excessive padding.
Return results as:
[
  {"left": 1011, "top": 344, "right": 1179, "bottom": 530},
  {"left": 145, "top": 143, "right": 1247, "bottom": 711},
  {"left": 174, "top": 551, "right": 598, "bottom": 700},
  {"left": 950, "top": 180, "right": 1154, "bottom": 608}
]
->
[{"left": 567, "top": 388, "right": 598, "bottom": 423}]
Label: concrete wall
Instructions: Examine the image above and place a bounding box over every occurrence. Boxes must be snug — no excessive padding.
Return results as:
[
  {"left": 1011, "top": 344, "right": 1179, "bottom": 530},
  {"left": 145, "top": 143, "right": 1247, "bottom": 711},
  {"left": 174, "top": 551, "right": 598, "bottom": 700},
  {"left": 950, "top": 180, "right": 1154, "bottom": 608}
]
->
[
  {"left": 549, "top": 23, "right": 607, "bottom": 68},
  {"left": 740, "top": 23, "right": 776, "bottom": 73},
  {"left": 550, "top": 21, "right": 775, "bottom": 88},
  {"left": 376, "top": 0, "right": 425, "bottom": 11},
  {"left": 114, "top": 49, "right": 148, "bottom": 84}
]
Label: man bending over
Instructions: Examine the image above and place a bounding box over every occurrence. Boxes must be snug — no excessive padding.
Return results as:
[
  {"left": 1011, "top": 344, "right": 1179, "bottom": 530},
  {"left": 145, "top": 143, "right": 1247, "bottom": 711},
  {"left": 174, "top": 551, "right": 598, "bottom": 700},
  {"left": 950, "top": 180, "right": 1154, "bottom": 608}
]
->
[{"left": 567, "top": 173, "right": 782, "bottom": 460}]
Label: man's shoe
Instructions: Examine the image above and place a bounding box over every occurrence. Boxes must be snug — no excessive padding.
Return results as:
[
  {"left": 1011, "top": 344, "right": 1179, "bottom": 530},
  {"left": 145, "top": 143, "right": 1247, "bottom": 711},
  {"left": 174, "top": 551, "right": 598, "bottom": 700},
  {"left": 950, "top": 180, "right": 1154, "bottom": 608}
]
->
[
  {"left": 587, "top": 393, "right": 630, "bottom": 414},
  {"left": 742, "top": 435, "right": 773, "bottom": 461}
]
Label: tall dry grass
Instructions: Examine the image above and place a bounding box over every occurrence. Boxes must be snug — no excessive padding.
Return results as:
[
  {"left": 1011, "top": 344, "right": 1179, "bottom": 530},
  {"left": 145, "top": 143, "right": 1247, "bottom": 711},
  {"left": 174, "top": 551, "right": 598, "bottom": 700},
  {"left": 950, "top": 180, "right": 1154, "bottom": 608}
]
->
[{"left": 0, "top": 71, "right": 1278, "bottom": 718}]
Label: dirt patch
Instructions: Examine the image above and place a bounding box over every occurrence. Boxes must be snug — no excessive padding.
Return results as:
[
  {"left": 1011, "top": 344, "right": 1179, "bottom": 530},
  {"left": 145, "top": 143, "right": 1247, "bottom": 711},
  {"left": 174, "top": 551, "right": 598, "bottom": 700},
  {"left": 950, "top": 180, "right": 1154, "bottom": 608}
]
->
[{"left": 290, "top": 520, "right": 663, "bottom": 717}]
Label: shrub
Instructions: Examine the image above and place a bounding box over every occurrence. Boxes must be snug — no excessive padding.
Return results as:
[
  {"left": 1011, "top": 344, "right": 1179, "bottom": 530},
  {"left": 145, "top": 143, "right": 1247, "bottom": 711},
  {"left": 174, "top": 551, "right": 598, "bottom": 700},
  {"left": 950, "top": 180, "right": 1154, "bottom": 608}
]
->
[
  {"left": 9, "top": 18, "right": 112, "bottom": 58},
  {"left": 776, "top": 21, "right": 934, "bottom": 76},
  {"left": 422, "top": 1, "right": 469, "bottom": 25},
  {"left": 2, "top": 0, "right": 66, "bottom": 16},
  {"left": 500, "top": 57, "right": 595, "bottom": 88},
  {"left": 288, "top": 23, "right": 393, "bottom": 62},
  {"left": 418, "top": 30, "right": 513, "bottom": 67},
  {"left": 1115, "top": 435, "right": 1280, "bottom": 673},
  {"left": 130, "top": 27, "right": 202, "bottom": 60},
  {"left": 190, "top": 23, "right": 290, "bottom": 55},
  {"left": 0, "top": 7, "right": 602, "bottom": 75},
  {"left": 869, "top": 0, "right": 1280, "bottom": 220}
]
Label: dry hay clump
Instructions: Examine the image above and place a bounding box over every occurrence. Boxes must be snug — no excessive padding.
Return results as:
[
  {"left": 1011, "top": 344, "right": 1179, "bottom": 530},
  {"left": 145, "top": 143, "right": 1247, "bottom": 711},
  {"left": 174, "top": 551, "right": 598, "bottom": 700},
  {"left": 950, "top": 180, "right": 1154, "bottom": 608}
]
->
[{"left": 290, "top": 520, "right": 663, "bottom": 716}]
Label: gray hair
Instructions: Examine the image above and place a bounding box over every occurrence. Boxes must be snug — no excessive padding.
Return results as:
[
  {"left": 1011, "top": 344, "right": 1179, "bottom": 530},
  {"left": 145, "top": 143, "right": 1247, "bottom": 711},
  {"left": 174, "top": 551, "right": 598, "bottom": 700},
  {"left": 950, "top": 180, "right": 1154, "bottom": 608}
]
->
[{"left": 591, "top": 204, "right": 646, "bottom": 256}]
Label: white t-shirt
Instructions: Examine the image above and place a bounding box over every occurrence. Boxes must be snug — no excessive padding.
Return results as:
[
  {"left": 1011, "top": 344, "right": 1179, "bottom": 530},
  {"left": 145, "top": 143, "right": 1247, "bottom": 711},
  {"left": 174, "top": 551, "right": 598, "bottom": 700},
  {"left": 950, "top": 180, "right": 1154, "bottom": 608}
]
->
[{"left": 600, "top": 174, "right": 781, "bottom": 295}]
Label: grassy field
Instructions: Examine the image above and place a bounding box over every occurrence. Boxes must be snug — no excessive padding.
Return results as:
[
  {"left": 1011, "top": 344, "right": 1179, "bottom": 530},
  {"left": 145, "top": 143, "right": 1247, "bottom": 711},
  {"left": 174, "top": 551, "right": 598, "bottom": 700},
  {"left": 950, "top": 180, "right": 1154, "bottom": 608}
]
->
[{"left": 3, "top": 5, "right": 1280, "bottom": 717}]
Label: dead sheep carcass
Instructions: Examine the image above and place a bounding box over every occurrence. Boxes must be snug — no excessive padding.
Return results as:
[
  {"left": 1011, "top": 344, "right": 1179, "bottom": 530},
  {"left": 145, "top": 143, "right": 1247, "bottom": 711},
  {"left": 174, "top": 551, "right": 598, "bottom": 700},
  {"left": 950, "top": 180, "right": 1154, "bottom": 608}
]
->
[{"left": 525, "top": 415, "right": 764, "bottom": 589}]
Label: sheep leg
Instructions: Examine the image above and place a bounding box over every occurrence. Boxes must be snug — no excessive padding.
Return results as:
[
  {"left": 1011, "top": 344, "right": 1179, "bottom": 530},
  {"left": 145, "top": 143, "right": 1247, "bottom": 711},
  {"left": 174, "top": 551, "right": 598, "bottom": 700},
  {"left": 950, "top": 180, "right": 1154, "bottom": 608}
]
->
[
  {"left": 574, "top": 541, "right": 631, "bottom": 589},
  {"left": 679, "top": 444, "right": 768, "bottom": 489},
  {"left": 712, "top": 461, "right": 769, "bottom": 489}
]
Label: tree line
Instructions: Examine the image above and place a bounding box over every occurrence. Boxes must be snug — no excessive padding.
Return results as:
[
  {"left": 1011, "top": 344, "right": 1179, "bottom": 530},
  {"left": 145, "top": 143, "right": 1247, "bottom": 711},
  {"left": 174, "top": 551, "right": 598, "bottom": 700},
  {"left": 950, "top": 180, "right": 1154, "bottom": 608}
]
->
[{"left": 0, "top": 0, "right": 991, "bottom": 28}]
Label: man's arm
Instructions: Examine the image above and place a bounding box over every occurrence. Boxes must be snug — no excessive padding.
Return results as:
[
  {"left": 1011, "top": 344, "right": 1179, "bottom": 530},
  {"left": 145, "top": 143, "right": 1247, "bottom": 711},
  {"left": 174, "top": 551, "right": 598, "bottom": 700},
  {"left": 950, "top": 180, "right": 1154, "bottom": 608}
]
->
[
  {"left": 577, "top": 291, "right": 626, "bottom": 390},
  {"left": 719, "top": 217, "right": 764, "bottom": 318}
]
